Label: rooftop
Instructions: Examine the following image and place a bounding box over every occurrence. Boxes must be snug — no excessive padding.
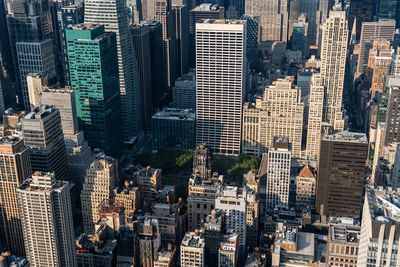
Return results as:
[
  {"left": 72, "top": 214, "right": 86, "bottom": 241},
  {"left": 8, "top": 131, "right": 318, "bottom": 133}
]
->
[
  {"left": 71, "top": 23, "right": 101, "bottom": 31},
  {"left": 198, "top": 19, "right": 246, "bottom": 25},
  {"left": 152, "top": 108, "right": 195, "bottom": 121},
  {"left": 181, "top": 231, "right": 205, "bottom": 248},
  {"left": 367, "top": 185, "right": 400, "bottom": 224},
  {"left": 23, "top": 105, "right": 57, "bottom": 120},
  {"left": 329, "top": 224, "right": 360, "bottom": 244},
  {"left": 192, "top": 3, "right": 223, "bottom": 11},
  {"left": 322, "top": 131, "right": 368, "bottom": 143}
]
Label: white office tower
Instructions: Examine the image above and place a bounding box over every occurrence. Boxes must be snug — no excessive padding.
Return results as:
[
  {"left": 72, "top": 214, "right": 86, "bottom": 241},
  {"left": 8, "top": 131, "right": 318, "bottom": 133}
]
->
[
  {"left": 17, "top": 172, "right": 77, "bottom": 267},
  {"left": 85, "top": 0, "right": 143, "bottom": 142},
  {"left": 41, "top": 89, "right": 94, "bottom": 187},
  {"left": 16, "top": 39, "right": 56, "bottom": 111},
  {"left": 215, "top": 186, "right": 247, "bottom": 259},
  {"left": 181, "top": 231, "right": 205, "bottom": 267},
  {"left": 265, "top": 139, "right": 291, "bottom": 209},
  {"left": 80, "top": 153, "right": 118, "bottom": 234},
  {"left": 195, "top": 19, "right": 246, "bottom": 155},
  {"left": 358, "top": 186, "right": 400, "bottom": 267},
  {"left": 244, "top": 0, "right": 288, "bottom": 42},
  {"left": 305, "top": 73, "right": 324, "bottom": 161},
  {"left": 319, "top": 4, "right": 348, "bottom": 130}
]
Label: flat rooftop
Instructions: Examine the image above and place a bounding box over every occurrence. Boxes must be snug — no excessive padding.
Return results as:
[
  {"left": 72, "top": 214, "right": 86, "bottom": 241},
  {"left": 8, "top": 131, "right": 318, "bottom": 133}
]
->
[
  {"left": 323, "top": 131, "right": 368, "bottom": 143},
  {"left": 329, "top": 224, "right": 360, "bottom": 244},
  {"left": 198, "top": 19, "right": 246, "bottom": 25},
  {"left": 367, "top": 185, "right": 400, "bottom": 223},
  {"left": 152, "top": 108, "right": 195, "bottom": 121},
  {"left": 181, "top": 231, "right": 204, "bottom": 248}
]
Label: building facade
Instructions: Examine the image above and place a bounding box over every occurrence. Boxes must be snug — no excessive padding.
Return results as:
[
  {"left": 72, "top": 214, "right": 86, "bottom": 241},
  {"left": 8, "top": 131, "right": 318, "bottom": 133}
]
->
[
  {"left": 66, "top": 24, "right": 122, "bottom": 156},
  {"left": 315, "top": 131, "right": 368, "bottom": 217},
  {"left": 17, "top": 172, "right": 77, "bottom": 267},
  {"left": 81, "top": 153, "right": 118, "bottom": 234},
  {"left": 84, "top": 0, "right": 143, "bottom": 141},
  {"left": 0, "top": 137, "right": 31, "bottom": 256},
  {"left": 195, "top": 19, "right": 246, "bottom": 155}
]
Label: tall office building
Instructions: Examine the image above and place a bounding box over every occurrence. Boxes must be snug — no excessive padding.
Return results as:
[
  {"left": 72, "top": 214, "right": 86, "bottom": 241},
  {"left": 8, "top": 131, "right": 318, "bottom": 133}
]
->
[
  {"left": 377, "top": 0, "right": 400, "bottom": 28},
  {"left": 16, "top": 39, "right": 56, "bottom": 110},
  {"left": 81, "top": 153, "right": 118, "bottom": 234},
  {"left": 349, "top": 0, "right": 374, "bottom": 40},
  {"left": 265, "top": 139, "right": 291, "bottom": 209},
  {"left": 172, "top": 4, "right": 189, "bottom": 77},
  {"left": 188, "top": 4, "right": 224, "bottom": 67},
  {"left": 215, "top": 186, "right": 247, "bottom": 258},
  {"left": 180, "top": 231, "right": 205, "bottom": 267},
  {"left": 85, "top": 0, "right": 143, "bottom": 142},
  {"left": 357, "top": 19, "right": 396, "bottom": 77},
  {"left": 384, "top": 86, "right": 400, "bottom": 146},
  {"left": 192, "top": 143, "right": 212, "bottom": 180},
  {"left": 26, "top": 72, "right": 49, "bottom": 107},
  {"left": 358, "top": 186, "right": 400, "bottom": 266},
  {"left": 5, "top": 0, "right": 53, "bottom": 107},
  {"left": 142, "top": 20, "right": 167, "bottom": 110},
  {"left": 242, "top": 77, "right": 304, "bottom": 158},
  {"left": 0, "top": 137, "right": 31, "bottom": 256},
  {"left": 195, "top": 19, "right": 246, "bottom": 155},
  {"left": 305, "top": 73, "right": 324, "bottom": 161},
  {"left": 131, "top": 24, "right": 153, "bottom": 129},
  {"left": 21, "top": 105, "right": 70, "bottom": 181},
  {"left": 154, "top": 0, "right": 178, "bottom": 88},
  {"left": 57, "top": 4, "right": 84, "bottom": 86},
  {"left": 172, "top": 70, "right": 196, "bottom": 110},
  {"left": 320, "top": 4, "right": 348, "bottom": 129},
  {"left": 41, "top": 89, "right": 93, "bottom": 187},
  {"left": 66, "top": 24, "right": 122, "bottom": 156},
  {"left": 315, "top": 131, "right": 368, "bottom": 218},
  {"left": 17, "top": 172, "right": 77, "bottom": 267},
  {"left": 245, "top": 0, "right": 288, "bottom": 42}
]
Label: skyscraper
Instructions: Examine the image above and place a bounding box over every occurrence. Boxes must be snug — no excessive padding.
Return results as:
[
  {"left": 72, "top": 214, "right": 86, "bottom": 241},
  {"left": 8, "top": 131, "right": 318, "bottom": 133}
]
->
[
  {"left": 245, "top": 0, "right": 288, "bottom": 42},
  {"left": 17, "top": 172, "right": 77, "bottom": 266},
  {"left": 41, "top": 88, "right": 93, "bottom": 187},
  {"left": 195, "top": 19, "right": 246, "bottom": 155},
  {"left": 57, "top": 4, "right": 84, "bottom": 86},
  {"left": 242, "top": 77, "right": 304, "bottom": 158},
  {"left": 0, "top": 136, "right": 31, "bottom": 256},
  {"left": 131, "top": 24, "right": 153, "bottom": 129},
  {"left": 358, "top": 186, "right": 400, "bottom": 266},
  {"left": 315, "top": 131, "right": 368, "bottom": 218},
  {"left": 66, "top": 24, "right": 122, "bottom": 156},
  {"left": 188, "top": 4, "right": 224, "bottom": 68},
  {"left": 5, "top": 0, "right": 53, "bottom": 109},
  {"left": 81, "top": 153, "right": 118, "bottom": 234},
  {"left": 172, "top": 4, "right": 189, "bottom": 77},
  {"left": 384, "top": 86, "right": 400, "bottom": 146},
  {"left": 85, "top": 0, "right": 143, "bottom": 142},
  {"left": 16, "top": 39, "right": 56, "bottom": 110},
  {"left": 21, "top": 105, "right": 70, "bottom": 181},
  {"left": 305, "top": 73, "right": 324, "bottom": 161},
  {"left": 349, "top": 0, "right": 374, "bottom": 40},
  {"left": 320, "top": 4, "right": 348, "bottom": 129},
  {"left": 357, "top": 19, "right": 396, "bottom": 77},
  {"left": 377, "top": 0, "right": 400, "bottom": 28},
  {"left": 142, "top": 20, "right": 167, "bottom": 110},
  {"left": 265, "top": 139, "right": 291, "bottom": 209}
]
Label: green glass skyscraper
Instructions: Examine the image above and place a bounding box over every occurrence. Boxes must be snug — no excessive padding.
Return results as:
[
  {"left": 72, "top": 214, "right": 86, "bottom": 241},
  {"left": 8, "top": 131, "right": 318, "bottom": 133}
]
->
[
  {"left": 378, "top": 0, "right": 400, "bottom": 27},
  {"left": 66, "top": 24, "right": 122, "bottom": 156}
]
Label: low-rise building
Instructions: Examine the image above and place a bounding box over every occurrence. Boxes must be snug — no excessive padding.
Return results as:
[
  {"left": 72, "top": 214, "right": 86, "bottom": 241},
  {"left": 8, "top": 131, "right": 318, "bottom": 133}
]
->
[
  {"left": 180, "top": 231, "right": 205, "bottom": 267},
  {"left": 152, "top": 108, "right": 195, "bottom": 151},
  {"left": 327, "top": 224, "right": 360, "bottom": 267}
]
